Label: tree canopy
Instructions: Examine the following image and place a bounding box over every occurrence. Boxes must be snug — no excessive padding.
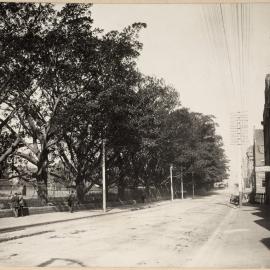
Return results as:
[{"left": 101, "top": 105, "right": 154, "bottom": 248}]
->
[{"left": 0, "top": 3, "right": 228, "bottom": 203}]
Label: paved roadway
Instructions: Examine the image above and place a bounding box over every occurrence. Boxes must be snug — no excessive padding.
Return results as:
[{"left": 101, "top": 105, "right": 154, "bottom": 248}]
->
[{"left": 0, "top": 190, "right": 269, "bottom": 267}]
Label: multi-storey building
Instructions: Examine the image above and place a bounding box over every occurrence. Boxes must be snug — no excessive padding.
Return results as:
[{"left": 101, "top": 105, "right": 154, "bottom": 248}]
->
[
  {"left": 245, "top": 145, "right": 254, "bottom": 191},
  {"left": 253, "top": 129, "right": 265, "bottom": 197},
  {"left": 262, "top": 74, "right": 270, "bottom": 204}
]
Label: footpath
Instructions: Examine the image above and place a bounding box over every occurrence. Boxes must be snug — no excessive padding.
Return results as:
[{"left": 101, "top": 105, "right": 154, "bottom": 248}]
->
[
  {"left": 0, "top": 199, "right": 173, "bottom": 236},
  {"left": 186, "top": 202, "right": 270, "bottom": 267}
]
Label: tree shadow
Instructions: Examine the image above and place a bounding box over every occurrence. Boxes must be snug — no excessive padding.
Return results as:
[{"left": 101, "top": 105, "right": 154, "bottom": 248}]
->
[
  {"left": 251, "top": 204, "right": 270, "bottom": 232},
  {"left": 255, "top": 218, "right": 270, "bottom": 231},
  {"left": 215, "top": 202, "right": 238, "bottom": 208},
  {"left": 236, "top": 203, "right": 270, "bottom": 253},
  {"left": 37, "top": 258, "right": 86, "bottom": 267},
  {"left": 261, "top": 238, "right": 270, "bottom": 249},
  {"left": 177, "top": 190, "right": 222, "bottom": 199}
]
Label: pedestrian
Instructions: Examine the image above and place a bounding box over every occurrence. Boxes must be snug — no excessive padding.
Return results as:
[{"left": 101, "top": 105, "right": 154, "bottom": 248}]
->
[
  {"left": 10, "top": 193, "right": 20, "bottom": 217},
  {"left": 18, "top": 193, "right": 25, "bottom": 217},
  {"left": 67, "top": 190, "right": 76, "bottom": 213}
]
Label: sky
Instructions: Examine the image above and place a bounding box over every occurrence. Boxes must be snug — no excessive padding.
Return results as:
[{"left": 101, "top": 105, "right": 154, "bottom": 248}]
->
[{"left": 91, "top": 3, "right": 270, "bottom": 183}]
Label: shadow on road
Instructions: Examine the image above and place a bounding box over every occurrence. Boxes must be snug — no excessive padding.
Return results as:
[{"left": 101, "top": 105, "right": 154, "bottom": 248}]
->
[
  {"left": 261, "top": 238, "right": 270, "bottom": 249},
  {"left": 195, "top": 190, "right": 223, "bottom": 197},
  {"left": 0, "top": 230, "right": 54, "bottom": 243},
  {"left": 37, "top": 258, "right": 86, "bottom": 267},
  {"left": 251, "top": 204, "right": 270, "bottom": 232},
  {"left": 244, "top": 203, "right": 270, "bottom": 250},
  {"left": 215, "top": 202, "right": 238, "bottom": 208}
]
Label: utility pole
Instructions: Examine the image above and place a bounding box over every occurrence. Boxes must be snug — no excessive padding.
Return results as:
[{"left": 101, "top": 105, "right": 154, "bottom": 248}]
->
[
  {"left": 192, "top": 171, "right": 195, "bottom": 199},
  {"left": 170, "top": 165, "right": 174, "bottom": 201},
  {"left": 180, "top": 166, "right": 184, "bottom": 199},
  {"left": 238, "top": 143, "right": 243, "bottom": 207},
  {"left": 102, "top": 139, "right": 106, "bottom": 212}
]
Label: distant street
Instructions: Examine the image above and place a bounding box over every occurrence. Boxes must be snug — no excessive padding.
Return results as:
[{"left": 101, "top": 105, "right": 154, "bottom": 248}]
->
[{"left": 0, "top": 190, "right": 270, "bottom": 267}]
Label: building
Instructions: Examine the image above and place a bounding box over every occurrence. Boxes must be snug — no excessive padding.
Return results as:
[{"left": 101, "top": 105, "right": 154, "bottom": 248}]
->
[
  {"left": 230, "top": 111, "right": 249, "bottom": 196},
  {"left": 253, "top": 129, "right": 265, "bottom": 198},
  {"left": 243, "top": 131, "right": 265, "bottom": 204},
  {"left": 245, "top": 145, "right": 254, "bottom": 191},
  {"left": 262, "top": 74, "right": 270, "bottom": 204}
]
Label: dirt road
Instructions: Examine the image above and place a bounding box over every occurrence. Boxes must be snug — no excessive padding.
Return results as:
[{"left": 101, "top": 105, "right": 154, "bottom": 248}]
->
[{"left": 0, "top": 190, "right": 269, "bottom": 267}]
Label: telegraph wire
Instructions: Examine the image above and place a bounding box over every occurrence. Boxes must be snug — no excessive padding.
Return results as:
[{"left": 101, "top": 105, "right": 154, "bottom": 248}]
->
[
  {"left": 200, "top": 5, "right": 217, "bottom": 65},
  {"left": 200, "top": 4, "right": 252, "bottom": 113},
  {"left": 219, "top": 4, "right": 237, "bottom": 100}
]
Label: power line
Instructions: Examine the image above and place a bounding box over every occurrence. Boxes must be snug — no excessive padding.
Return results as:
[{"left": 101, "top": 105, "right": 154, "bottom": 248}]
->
[
  {"left": 200, "top": 5, "right": 217, "bottom": 65},
  {"left": 219, "top": 4, "right": 237, "bottom": 99}
]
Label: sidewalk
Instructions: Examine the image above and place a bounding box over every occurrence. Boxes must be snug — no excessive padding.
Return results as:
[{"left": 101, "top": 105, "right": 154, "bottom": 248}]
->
[
  {"left": 186, "top": 202, "right": 270, "bottom": 267},
  {"left": 0, "top": 199, "right": 173, "bottom": 234}
]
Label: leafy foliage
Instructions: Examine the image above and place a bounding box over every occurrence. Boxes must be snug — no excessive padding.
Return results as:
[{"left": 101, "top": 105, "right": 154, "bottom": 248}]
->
[{"left": 0, "top": 3, "right": 228, "bottom": 203}]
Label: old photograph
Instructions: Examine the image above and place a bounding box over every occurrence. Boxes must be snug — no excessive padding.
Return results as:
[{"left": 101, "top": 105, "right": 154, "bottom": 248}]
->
[{"left": 0, "top": 2, "right": 270, "bottom": 268}]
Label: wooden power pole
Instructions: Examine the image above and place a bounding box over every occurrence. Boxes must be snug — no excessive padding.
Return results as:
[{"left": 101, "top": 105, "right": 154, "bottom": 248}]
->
[
  {"left": 180, "top": 166, "right": 184, "bottom": 199},
  {"left": 170, "top": 165, "right": 174, "bottom": 201},
  {"left": 102, "top": 139, "right": 106, "bottom": 212},
  {"left": 192, "top": 171, "right": 195, "bottom": 199}
]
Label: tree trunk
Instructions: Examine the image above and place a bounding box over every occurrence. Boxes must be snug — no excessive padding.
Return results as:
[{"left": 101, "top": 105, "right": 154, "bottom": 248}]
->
[
  {"left": 117, "top": 156, "right": 126, "bottom": 201},
  {"left": 76, "top": 179, "right": 85, "bottom": 203},
  {"left": 118, "top": 175, "right": 126, "bottom": 201},
  {"left": 36, "top": 150, "right": 49, "bottom": 205},
  {"left": 36, "top": 180, "right": 48, "bottom": 205},
  {"left": 145, "top": 177, "right": 150, "bottom": 197},
  {"left": 106, "top": 182, "right": 109, "bottom": 202}
]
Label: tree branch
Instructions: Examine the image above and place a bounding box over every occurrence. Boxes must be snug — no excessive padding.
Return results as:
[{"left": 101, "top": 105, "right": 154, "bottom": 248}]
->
[
  {"left": 14, "top": 151, "right": 38, "bottom": 166},
  {"left": 0, "top": 137, "right": 21, "bottom": 163}
]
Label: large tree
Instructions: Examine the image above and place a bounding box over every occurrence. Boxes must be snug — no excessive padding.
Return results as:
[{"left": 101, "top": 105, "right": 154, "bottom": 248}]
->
[
  {"left": 0, "top": 3, "right": 100, "bottom": 203},
  {"left": 0, "top": 3, "right": 58, "bottom": 203},
  {"left": 50, "top": 19, "right": 146, "bottom": 201},
  {"left": 128, "top": 76, "right": 180, "bottom": 196},
  {"left": 0, "top": 3, "right": 228, "bottom": 204},
  {"left": 160, "top": 109, "right": 229, "bottom": 193}
]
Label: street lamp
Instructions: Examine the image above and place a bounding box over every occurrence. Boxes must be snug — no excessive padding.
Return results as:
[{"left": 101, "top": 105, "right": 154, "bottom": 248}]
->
[{"left": 170, "top": 165, "right": 174, "bottom": 201}]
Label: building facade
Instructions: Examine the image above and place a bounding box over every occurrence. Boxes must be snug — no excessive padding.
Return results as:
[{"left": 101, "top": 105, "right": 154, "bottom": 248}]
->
[
  {"left": 253, "top": 129, "right": 265, "bottom": 196},
  {"left": 262, "top": 74, "right": 270, "bottom": 204},
  {"left": 245, "top": 145, "right": 254, "bottom": 192}
]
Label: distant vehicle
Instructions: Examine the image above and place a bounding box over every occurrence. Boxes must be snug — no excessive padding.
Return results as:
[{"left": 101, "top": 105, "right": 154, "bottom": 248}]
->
[
  {"left": 230, "top": 194, "right": 239, "bottom": 205},
  {"left": 214, "top": 182, "right": 225, "bottom": 189}
]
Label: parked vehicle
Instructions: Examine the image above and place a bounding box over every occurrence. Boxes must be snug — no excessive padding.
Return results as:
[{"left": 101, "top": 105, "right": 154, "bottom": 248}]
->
[{"left": 230, "top": 194, "right": 239, "bottom": 205}]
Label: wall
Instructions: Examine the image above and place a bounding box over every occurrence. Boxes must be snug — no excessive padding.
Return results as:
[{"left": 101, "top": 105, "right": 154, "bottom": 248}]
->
[
  {"left": 253, "top": 129, "right": 265, "bottom": 196},
  {"left": 263, "top": 74, "right": 270, "bottom": 203}
]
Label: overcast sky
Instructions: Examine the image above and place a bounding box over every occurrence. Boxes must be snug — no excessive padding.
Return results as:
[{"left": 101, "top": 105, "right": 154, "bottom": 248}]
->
[{"left": 91, "top": 4, "right": 270, "bottom": 181}]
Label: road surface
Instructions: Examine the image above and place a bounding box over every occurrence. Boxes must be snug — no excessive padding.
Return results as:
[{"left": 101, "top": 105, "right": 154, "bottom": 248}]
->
[{"left": 0, "top": 190, "right": 269, "bottom": 267}]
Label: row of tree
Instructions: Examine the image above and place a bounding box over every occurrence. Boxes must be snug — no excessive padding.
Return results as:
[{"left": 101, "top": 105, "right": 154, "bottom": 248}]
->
[{"left": 0, "top": 3, "right": 229, "bottom": 204}]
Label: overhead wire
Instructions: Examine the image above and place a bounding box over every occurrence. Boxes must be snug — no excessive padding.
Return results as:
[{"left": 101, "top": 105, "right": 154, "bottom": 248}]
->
[
  {"left": 208, "top": 5, "right": 220, "bottom": 56},
  {"left": 200, "top": 4, "right": 251, "bottom": 115},
  {"left": 243, "top": 3, "right": 248, "bottom": 110},
  {"left": 201, "top": 3, "right": 253, "bottom": 185},
  {"left": 245, "top": 3, "right": 250, "bottom": 110},
  {"left": 236, "top": 4, "right": 242, "bottom": 109},
  {"left": 200, "top": 5, "right": 217, "bottom": 65},
  {"left": 241, "top": 4, "right": 245, "bottom": 108},
  {"left": 219, "top": 4, "right": 237, "bottom": 101},
  {"left": 214, "top": 4, "right": 232, "bottom": 96}
]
